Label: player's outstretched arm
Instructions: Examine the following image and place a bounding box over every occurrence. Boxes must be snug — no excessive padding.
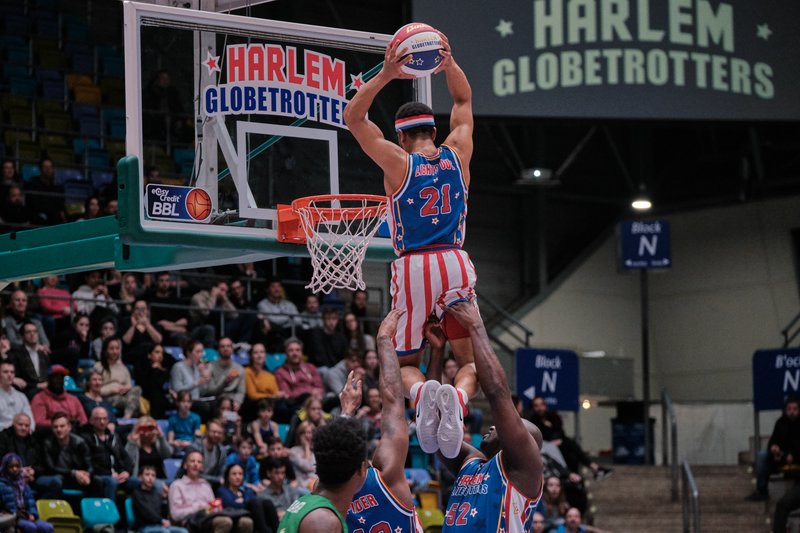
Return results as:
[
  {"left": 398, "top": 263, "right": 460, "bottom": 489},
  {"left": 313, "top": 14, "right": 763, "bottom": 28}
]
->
[
  {"left": 446, "top": 303, "right": 543, "bottom": 498},
  {"left": 371, "top": 310, "right": 413, "bottom": 503},
  {"left": 343, "top": 42, "right": 410, "bottom": 188},
  {"left": 437, "top": 35, "right": 473, "bottom": 175}
]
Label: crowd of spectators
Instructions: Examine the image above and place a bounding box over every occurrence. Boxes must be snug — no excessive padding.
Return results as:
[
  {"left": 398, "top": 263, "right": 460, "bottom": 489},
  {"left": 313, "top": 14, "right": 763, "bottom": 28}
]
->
[{"left": 0, "top": 267, "right": 383, "bottom": 531}]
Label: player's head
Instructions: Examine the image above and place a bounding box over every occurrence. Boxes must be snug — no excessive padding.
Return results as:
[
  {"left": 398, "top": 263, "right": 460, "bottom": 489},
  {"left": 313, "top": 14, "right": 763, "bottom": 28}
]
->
[
  {"left": 312, "top": 417, "right": 368, "bottom": 491},
  {"left": 480, "top": 418, "right": 542, "bottom": 457},
  {"left": 395, "top": 102, "right": 436, "bottom": 151}
]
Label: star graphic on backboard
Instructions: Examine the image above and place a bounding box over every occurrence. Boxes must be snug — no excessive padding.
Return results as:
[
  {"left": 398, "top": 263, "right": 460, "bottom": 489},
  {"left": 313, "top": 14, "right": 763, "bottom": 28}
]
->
[
  {"left": 407, "top": 198, "right": 414, "bottom": 205},
  {"left": 358, "top": 517, "right": 366, "bottom": 524},
  {"left": 756, "top": 23, "right": 772, "bottom": 40},
  {"left": 432, "top": 217, "right": 439, "bottom": 225},
  {"left": 496, "top": 19, "right": 514, "bottom": 38},
  {"left": 471, "top": 508, "right": 478, "bottom": 517},
  {"left": 350, "top": 72, "right": 365, "bottom": 92},
  {"left": 204, "top": 50, "right": 221, "bottom": 75}
]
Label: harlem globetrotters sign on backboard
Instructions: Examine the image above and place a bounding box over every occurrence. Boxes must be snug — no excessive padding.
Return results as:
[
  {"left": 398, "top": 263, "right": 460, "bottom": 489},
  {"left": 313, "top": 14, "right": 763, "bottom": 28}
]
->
[{"left": 413, "top": 0, "right": 800, "bottom": 119}]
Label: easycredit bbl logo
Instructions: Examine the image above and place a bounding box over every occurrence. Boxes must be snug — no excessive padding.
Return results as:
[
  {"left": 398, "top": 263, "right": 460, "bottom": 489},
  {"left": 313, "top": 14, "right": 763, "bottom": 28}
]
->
[{"left": 146, "top": 184, "right": 212, "bottom": 223}]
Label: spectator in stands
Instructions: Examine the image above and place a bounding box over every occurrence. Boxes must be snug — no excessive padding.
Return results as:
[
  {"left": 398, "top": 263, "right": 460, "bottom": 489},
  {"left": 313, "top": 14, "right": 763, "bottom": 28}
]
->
[
  {"left": 3, "top": 291, "right": 50, "bottom": 352},
  {"left": 307, "top": 308, "right": 347, "bottom": 371},
  {"left": 228, "top": 279, "right": 253, "bottom": 312},
  {"left": 288, "top": 421, "right": 317, "bottom": 490},
  {"left": 170, "top": 340, "right": 213, "bottom": 418},
  {"left": 0, "top": 334, "right": 8, "bottom": 361},
  {"left": 0, "top": 160, "right": 19, "bottom": 198},
  {"left": 349, "top": 289, "right": 371, "bottom": 334},
  {"left": 139, "top": 344, "right": 171, "bottom": 419},
  {"left": 225, "top": 278, "right": 256, "bottom": 344},
  {"left": 224, "top": 439, "right": 262, "bottom": 494},
  {"left": 78, "top": 369, "right": 117, "bottom": 431},
  {"left": 261, "top": 437, "right": 299, "bottom": 488},
  {"left": 35, "top": 276, "right": 71, "bottom": 341},
  {"left": 256, "top": 279, "right": 300, "bottom": 342},
  {"left": 30, "top": 365, "right": 87, "bottom": 429},
  {"left": 187, "top": 419, "right": 229, "bottom": 488},
  {"left": 147, "top": 272, "right": 190, "bottom": 346},
  {"left": 132, "top": 464, "right": 187, "bottom": 533},
  {"left": 748, "top": 395, "right": 800, "bottom": 501},
  {"left": 118, "top": 273, "right": 144, "bottom": 318},
  {"left": 0, "top": 362, "right": 33, "bottom": 432},
  {"left": 95, "top": 337, "right": 141, "bottom": 418},
  {"left": 25, "top": 159, "right": 64, "bottom": 226},
  {"left": 0, "top": 453, "right": 54, "bottom": 533},
  {"left": 540, "top": 475, "right": 569, "bottom": 531},
  {"left": 361, "top": 349, "right": 379, "bottom": 393},
  {"left": 556, "top": 507, "right": 584, "bottom": 533},
  {"left": 250, "top": 399, "right": 279, "bottom": 457},
  {"left": 260, "top": 457, "right": 299, "bottom": 520},
  {"left": 40, "top": 411, "right": 102, "bottom": 496},
  {"left": 167, "top": 450, "right": 235, "bottom": 533},
  {"left": 532, "top": 511, "right": 546, "bottom": 533},
  {"left": 144, "top": 70, "right": 192, "bottom": 143},
  {"left": 298, "top": 294, "right": 322, "bottom": 332},
  {"left": 7, "top": 321, "right": 49, "bottom": 398},
  {"left": 207, "top": 338, "right": 245, "bottom": 411},
  {"left": 286, "top": 397, "right": 330, "bottom": 449},
  {"left": 529, "top": 396, "right": 612, "bottom": 480},
  {"left": 354, "top": 387, "right": 382, "bottom": 441},
  {"left": 89, "top": 318, "right": 117, "bottom": 360},
  {"left": 215, "top": 398, "right": 242, "bottom": 446},
  {"left": 168, "top": 390, "right": 202, "bottom": 454},
  {"left": 121, "top": 299, "right": 163, "bottom": 364},
  {"left": 190, "top": 281, "right": 236, "bottom": 343},
  {"left": 53, "top": 314, "right": 90, "bottom": 375},
  {"left": 104, "top": 199, "right": 118, "bottom": 216},
  {"left": 274, "top": 337, "right": 323, "bottom": 415},
  {"left": 244, "top": 344, "right": 280, "bottom": 401},
  {"left": 81, "top": 196, "right": 101, "bottom": 220},
  {"left": 0, "top": 185, "right": 35, "bottom": 230},
  {"left": 0, "top": 414, "right": 57, "bottom": 498},
  {"left": 126, "top": 416, "right": 173, "bottom": 483},
  {"left": 323, "top": 350, "right": 363, "bottom": 397},
  {"left": 217, "top": 463, "right": 278, "bottom": 533},
  {"left": 343, "top": 311, "right": 375, "bottom": 355},
  {"left": 71, "top": 270, "right": 119, "bottom": 325},
  {"left": 80, "top": 406, "right": 133, "bottom": 500}
]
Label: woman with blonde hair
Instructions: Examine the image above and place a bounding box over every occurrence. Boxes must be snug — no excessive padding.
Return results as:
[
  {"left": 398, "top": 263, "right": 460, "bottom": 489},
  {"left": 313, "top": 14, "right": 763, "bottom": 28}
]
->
[{"left": 288, "top": 421, "right": 318, "bottom": 490}]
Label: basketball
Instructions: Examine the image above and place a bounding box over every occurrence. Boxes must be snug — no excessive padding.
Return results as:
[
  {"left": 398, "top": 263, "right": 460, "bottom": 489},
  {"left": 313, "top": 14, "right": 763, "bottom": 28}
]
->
[
  {"left": 389, "top": 23, "right": 445, "bottom": 78},
  {"left": 186, "top": 188, "right": 212, "bottom": 220}
]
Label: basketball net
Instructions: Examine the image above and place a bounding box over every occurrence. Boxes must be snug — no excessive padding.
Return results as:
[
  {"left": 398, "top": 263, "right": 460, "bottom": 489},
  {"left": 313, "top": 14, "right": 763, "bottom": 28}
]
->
[{"left": 293, "top": 195, "right": 388, "bottom": 294}]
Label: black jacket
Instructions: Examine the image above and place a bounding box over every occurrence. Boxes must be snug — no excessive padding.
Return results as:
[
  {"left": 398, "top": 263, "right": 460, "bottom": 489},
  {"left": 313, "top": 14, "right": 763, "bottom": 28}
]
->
[
  {"left": 769, "top": 415, "right": 800, "bottom": 459},
  {"left": 79, "top": 427, "right": 133, "bottom": 476},
  {"left": 0, "top": 426, "right": 41, "bottom": 476},
  {"left": 40, "top": 433, "right": 92, "bottom": 477},
  {"left": 132, "top": 485, "right": 164, "bottom": 526}
]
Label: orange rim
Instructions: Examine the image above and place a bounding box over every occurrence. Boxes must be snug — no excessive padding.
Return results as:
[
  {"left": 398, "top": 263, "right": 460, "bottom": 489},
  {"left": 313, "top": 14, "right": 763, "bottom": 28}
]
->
[{"left": 291, "top": 194, "right": 388, "bottom": 224}]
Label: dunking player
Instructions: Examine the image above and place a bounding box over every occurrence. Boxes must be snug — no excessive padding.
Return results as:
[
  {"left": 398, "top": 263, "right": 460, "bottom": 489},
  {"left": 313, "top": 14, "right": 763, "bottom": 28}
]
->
[
  {"left": 277, "top": 417, "right": 368, "bottom": 533},
  {"left": 343, "top": 32, "right": 478, "bottom": 459},
  {"left": 339, "top": 309, "right": 422, "bottom": 533},
  {"left": 436, "top": 303, "right": 544, "bottom": 532}
]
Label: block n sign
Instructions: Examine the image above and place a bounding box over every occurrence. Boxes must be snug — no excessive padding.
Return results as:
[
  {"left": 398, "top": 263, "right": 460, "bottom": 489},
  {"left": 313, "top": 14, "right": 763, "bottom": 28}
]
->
[
  {"left": 619, "top": 220, "right": 671, "bottom": 269},
  {"left": 752, "top": 348, "right": 800, "bottom": 411},
  {"left": 516, "top": 348, "right": 579, "bottom": 412}
]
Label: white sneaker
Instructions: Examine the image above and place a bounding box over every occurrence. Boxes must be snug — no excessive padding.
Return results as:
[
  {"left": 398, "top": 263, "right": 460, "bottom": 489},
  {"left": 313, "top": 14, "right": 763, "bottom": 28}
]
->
[
  {"left": 436, "top": 384, "right": 465, "bottom": 459},
  {"left": 415, "top": 380, "right": 441, "bottom": 454}
]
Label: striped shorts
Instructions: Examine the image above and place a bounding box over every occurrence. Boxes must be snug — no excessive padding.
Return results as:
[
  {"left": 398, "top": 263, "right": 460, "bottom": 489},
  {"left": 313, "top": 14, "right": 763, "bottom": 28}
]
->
[{"left": 390, "top": 247, "right": 477, "bottom": 356}]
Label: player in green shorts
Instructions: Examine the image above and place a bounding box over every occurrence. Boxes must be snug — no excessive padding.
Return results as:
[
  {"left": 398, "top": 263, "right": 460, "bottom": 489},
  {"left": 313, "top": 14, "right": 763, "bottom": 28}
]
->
[{"left": 277, "top": 417, "right": 368, "bottom": 533}]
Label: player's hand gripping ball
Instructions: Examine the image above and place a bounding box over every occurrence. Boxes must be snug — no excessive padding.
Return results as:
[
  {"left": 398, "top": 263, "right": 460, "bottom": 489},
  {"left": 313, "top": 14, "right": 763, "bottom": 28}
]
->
[{"left": 389, "top": 23, "right": 445, "bottom": 78}]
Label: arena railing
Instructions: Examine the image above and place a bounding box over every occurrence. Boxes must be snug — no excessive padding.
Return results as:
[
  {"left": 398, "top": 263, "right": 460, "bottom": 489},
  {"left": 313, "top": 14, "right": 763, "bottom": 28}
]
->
[
  {"left": 682, "top": 459, "right": 700, "bottom": 533},
  {"left": 781, "top": 309, "right": 800, "bottom": 347},
  {"left": 661, "top": 388, "right": 679, "bottom": 502},
  {"left": 475, "top": 289, "right": 533, "bottom": 348}
]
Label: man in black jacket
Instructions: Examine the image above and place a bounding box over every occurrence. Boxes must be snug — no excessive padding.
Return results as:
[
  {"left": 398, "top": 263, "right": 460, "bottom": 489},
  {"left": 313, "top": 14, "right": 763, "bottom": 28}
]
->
[
  {"left": 80, "top": 406, "right": 133, "bottom": 500},
  {"left": 0, "top": 413, "right": 59, "bottom": 498},
  {"left": 40, "top": 411, "right": 103, "bottom": 495},
  {"left": 749, "top": 395, "right": 800, "bottom": 500}
]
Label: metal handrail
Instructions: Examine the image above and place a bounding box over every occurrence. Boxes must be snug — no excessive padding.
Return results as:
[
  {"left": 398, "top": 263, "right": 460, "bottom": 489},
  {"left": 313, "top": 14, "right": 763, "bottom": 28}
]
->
[
  {"left": 475, "top": 289, "right": 533, "bottom": 347},
  {"left": 662, "top": 389, "right": 679, "bottom": 502},
  {"left": 682, "top": 460, "right": 700, "bottom": 533},
  {"left": 781, "top": 309, "right": 800, "bottom": 347}
]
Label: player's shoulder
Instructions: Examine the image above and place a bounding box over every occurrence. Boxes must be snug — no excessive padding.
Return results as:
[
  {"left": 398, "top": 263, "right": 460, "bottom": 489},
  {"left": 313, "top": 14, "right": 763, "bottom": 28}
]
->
[{"left": 298, "top": 507, "right": 343, "bottom": 532}]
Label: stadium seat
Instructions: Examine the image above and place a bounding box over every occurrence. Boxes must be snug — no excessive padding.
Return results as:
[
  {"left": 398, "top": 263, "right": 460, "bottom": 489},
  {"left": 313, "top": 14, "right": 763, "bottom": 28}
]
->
[
  {"left": 203, "top": 348, "right": 220, "bottom": 362},
  {"left": 418, "top": 509, "right": 444, "bottom": 532},
  {"left": 91, "top": 170, "right": 113, "bottom": 190},
  {"left": 64, "top": 181, "right": 93, "bottom": 217},
  {"left": 65, "top": 73, "right": 93, "bottom": 90},
  {"left": 37, "top": 499, "right": 83, "bottom": 533},
  {"left": 81, "top": 498, "right": 120, "bottom": 530},
  {"left": 78, "top": 115, "right": 102, "bottom": 136},
  {"left": 278, "top": 423, "right": 290, "bottom": 443},
  {"left": 41, "top": 79, "right": 65, "bottom": 101},
  {"left": 3, "top": 14, "right": 31, "bottom": 37},
  {"left": 405, "top": 468, "right": 431, "bottom": 492},
  {"left": 73, "top": 136, "right": 100, "bottom": 155},
  {"left": 156, "top": 419, "right": 170, "bottom": 435},
  {"left": 70, "top": 52, "right": 94, "bottom": 75},
  {"left": 38, "top": 49, "right": 67, "bottom": 70},
  {"left": 1, "top": 64, "right": 30, "bottom": 81},
  {"left": 10, "top": 77, "right": 37, "bottom": 98},
  {"left": 164, "top": 458, "right": 182, "bottom": 483},
  {"left": 46, "top": 147, "right": 77, "bottom": 167},
  {"left": 40, "top": 134, "right": 69, "bottom": 150},
  {"left": 20, "top": 164, "right": 39, "bottom": 183},
  {"left": 54, "top": 167, "right": 82, "bottom": 185},
  {"left": 42, "top": 112, "right": 72, "bottom": 132},
  {"left": 265, "top": 353, "right": 286, "bottom": 372},
  {"left": 163, "top": 345, "right": 184, "bottom": 361},
  {"left": 471, "top": 433, "right": 483, "bottom": 448},
  {"left": 124, "top": 497, "right": 137, "bottom": 531},
  {"left": 74, "top": 86, "right": 102, "bottom": 107}
]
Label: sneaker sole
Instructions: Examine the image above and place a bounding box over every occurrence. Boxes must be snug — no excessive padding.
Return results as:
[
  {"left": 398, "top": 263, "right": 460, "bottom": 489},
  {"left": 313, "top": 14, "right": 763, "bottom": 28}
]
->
[
  {"left": 436, "top": 384, "right": 464, "bottom": 459},
  {"left": 415, "top": 380, "right": 441, "bottom": 454}
]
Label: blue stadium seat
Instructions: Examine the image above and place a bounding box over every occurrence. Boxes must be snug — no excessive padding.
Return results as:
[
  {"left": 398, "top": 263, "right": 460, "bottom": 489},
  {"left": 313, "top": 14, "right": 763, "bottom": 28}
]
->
[
  {"left": 41, "top": 80, "right": 64, "bottom": 101},
  {"left": 164, "top": 458, "right": 182, "bottom": 483},
  {"left": 124, "top": 497, "right": 137, "bottom": 531},
  {"left": 21, "top": 164, "right": 39, "bottom": 183},
  {"left": 265, "top": 353, "right": 286, "bottom": 372},
  {"left": 203, "top": 348, "right": 220, "bottom": 362},
  {"left": 163, "top": 345, "right": 184, "bottom": 361},
  {"left": 108, "top": 117, "right": 126, "bottom": 138},
  {"left": 81, "top": 498, "right": 120, "bottom": 530},
  {"left": 78, "top": 116, "right": 102, "bottom": 136},
  {"left": 91, "top": 170, "right": 113, "bottom": 190},
  {"left": 54, "top": 167, "right": 82, "bottom": 185},
  {"left": 277, "top": 423, "right": 290, "bottom": 443},
  {"left": 63, "top": 375, "right": 82, "bottom": 393},
  {"left": 72, "top": 104, "right": 98, "bottom": 121},
  {"left": 156, "top": 419, "right": 170, "bottom": 436},
  {"left": 4, "top": 15, "right": 32, "bottom": 37},
  {"left": 10, "top": 77, "right": 36, "bottom": 98},
  {"left": 71, "top": 52, "right": 94, "bottom": 75},
  {"left": 72, "top": 136, "right": 100, "bottom": 155}
]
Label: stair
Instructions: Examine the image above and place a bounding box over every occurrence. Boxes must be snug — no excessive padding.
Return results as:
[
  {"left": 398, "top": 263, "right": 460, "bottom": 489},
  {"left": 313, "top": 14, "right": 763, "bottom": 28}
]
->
[{"left": 589, "top": 464, "right": 769, "bottom": 532}]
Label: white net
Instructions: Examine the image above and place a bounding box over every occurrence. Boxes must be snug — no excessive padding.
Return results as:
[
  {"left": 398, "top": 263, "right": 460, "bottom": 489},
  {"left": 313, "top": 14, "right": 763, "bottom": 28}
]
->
[{"left": 294, "top": 195, "right": 388, "bottom": 294}]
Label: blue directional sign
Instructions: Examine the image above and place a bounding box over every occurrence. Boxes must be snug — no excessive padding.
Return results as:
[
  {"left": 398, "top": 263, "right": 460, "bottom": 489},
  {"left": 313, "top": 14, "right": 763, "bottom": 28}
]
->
[
  {"left": 752, "top": 348, "right": 800, "bottom": 411},
  {"left": 516, "top": 348, "right": 579, "bottom": 412},
  {"left": 619, "top": 220, "right": 671, "bottom": 270}
]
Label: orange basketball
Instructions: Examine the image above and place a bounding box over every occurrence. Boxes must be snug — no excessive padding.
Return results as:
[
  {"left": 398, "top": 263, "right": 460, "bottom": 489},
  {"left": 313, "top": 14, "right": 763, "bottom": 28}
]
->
[{"left": 186, "top": 188, "right": 212, "bottom": 220}]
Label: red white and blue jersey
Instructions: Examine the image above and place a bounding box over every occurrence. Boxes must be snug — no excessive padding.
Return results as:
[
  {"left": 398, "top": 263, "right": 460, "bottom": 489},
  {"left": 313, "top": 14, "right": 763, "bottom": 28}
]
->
[
  {"left": 388, "top": 144, "right": 468, "bottom": 255},
  {"left": 442, "top": 452, "right": 542, "bottom": 533},
  {"left": 347, "top": 466, "right": 423, "bottom": 533}
]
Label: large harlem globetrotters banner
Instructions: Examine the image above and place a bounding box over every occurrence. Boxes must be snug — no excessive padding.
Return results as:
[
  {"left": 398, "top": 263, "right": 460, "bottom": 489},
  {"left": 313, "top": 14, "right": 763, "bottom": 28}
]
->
[
  {"left": 413, "top": 0, "right": 800, "bottom": 119},
  {"left": 202, "top": 43, "right": 351, "bottom": 128}
]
